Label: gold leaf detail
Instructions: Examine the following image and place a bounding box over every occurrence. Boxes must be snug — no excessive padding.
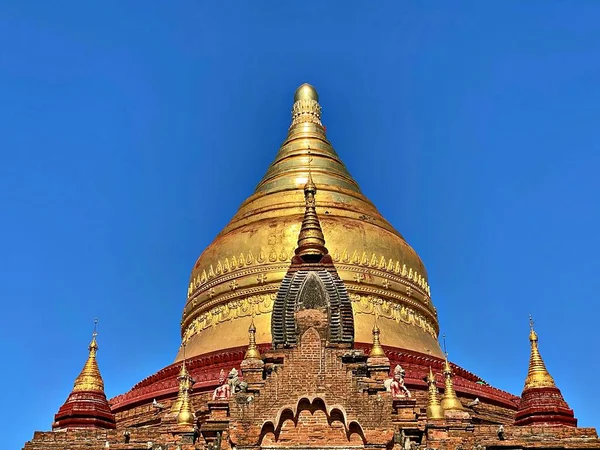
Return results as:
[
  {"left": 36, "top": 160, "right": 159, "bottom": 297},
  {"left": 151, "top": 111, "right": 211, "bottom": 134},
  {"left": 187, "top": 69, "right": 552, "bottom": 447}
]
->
[
  {"left": 223, "top": 258, "right": 230, "bottom": 273},
  {"left": 279, "top": 248, "right": 287, "bottom": 261},
  {"left": 333, "top": 249, "right": 340, "bottom": 262},
  {"left": 257, "top": 249, "right": 266, "bottom": 263},
  {"left": 216, "top": 261, "right": 223, "bottom": 275},
  {"left": 361, "top": 252, "right": 369, "bottom": 266},
  {"left": 370, "top": 253, "right": 377, "bottom": 267},
  {"left": 247, "top": 251, "right": 255, "bottom": 265},
  {"left": 239, "top": 253, "right": 246, "bottom": 266},
  {"left": 342, "top": 249, "right": 349, "bottom": 263},
  {"left": 387, "top": 258, "right": 394, "bottom": 272},
  {"left": 231, "top": 255, "right": 238, "bottom": 269},
  {"left": 351, "top": 250, "right": 360, "bottom": 264},
  {"left": 268, "top": 248, "right": 277, "bottom": 262},
  {"left": 378, "top": 256, "right": 386, "bottom": 270},
  {"left": 200, "top": 270, "right": 207, "bottom": 285},
  {"left": 208, "top": 265, "right": 215, "bottom": 279},
  {"left": 402, "top": 264, "right": 408, "bottom": 277}
]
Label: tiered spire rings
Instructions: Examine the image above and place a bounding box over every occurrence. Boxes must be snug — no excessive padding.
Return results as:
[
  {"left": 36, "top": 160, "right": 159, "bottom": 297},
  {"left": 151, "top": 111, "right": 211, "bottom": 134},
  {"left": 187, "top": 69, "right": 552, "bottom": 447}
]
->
[
  {"left": 425, "top": 367, "right": 445, "bottom": 420},
  {"left": 440, "top": 355, "right": 464, "bottom": 411},
  {"left": 369, "top": 314, "right": 386, "bottom": 358},
  {"left": 244, "top": 316, "right": 261, "bottom": 360},
  {"left": 523, "top": 315, "right": 556, "bottom": 389}
]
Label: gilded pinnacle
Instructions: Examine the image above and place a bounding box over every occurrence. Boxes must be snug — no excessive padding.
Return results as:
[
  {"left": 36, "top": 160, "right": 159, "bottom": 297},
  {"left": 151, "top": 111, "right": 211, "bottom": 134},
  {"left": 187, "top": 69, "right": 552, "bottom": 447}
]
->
[
  {"left": 440, "top": 355, "right": 464, "bottom": 411},
  {"left": 176, "top": 385, "right": 195, "bottom": 426},
  {"left": 72, "top": 323, "right": 105, "bottom": 393},
  {"left": 295, "top": 155, "right": 328, "bottom": 260},
  {"left": 171, "top": 358, "right": 195, "bottom": 415},
  {"left": 290, "top": 83, "right": 323, "bottom": 129},
  {"left": 426, "top": 367, "right": 445, "bottom": 420},
  {"left": 294, "top": 83, "right": 319, "bottom": 102},
  {"left": 523, "top": 316, "right": 556, "bottom": 390},
  {"left": 369, "top": 317, "right": 386, "bottom": 358},
  {"left": 244, "top": 317, "right": 261, "bottom": 360}
]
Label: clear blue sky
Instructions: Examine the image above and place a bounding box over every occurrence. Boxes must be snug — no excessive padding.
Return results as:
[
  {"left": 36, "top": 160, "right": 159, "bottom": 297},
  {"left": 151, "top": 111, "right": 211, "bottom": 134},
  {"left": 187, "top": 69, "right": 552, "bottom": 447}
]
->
[{"left": 2, "top": 2, "right": 599, "bottom": 448}]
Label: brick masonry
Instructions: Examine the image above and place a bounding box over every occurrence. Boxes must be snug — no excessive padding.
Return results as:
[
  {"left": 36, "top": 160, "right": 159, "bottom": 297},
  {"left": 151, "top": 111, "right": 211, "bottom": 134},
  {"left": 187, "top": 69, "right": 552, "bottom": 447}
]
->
[{"left": 24, "top": 319, "right": 600, "bottom": 449}]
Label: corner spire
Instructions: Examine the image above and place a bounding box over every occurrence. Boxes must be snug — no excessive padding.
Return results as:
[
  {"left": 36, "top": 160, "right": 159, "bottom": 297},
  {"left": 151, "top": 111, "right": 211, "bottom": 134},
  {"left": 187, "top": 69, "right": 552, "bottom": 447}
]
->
[
  {"left": 515, "top": 316, "right": 576, "bottom": 426},
  {"left": 171, "top": 346, "right": 195, "bottom": 416},
  {"left": 72, "top": 319, "right": 104, "bottom": 393},
  {"left": 425, "top": 367, "right": 445, "bottom": 420},
  {"left": 440, "top": 354, "right": 464, "bottom": 411},
  {"left": 53, "top": 319, "right": 115, "bottom": 430},
  {"left": 244, "top": 316, "right": 261, "bottom": 360},
  {"left": 294, "top": 148, "right": 328, "bottom": 260},
  {"left": 524, "top": 315, "right": 556, "bottom": 389},
  {"left": 176, "top": 379, "right": 195, "bottom": 426}
]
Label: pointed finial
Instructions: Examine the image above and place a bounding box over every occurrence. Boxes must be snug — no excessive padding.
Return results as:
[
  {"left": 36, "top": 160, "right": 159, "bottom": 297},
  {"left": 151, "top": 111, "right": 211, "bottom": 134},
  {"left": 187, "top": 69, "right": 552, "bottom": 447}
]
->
[
  {"left": 244, "top": 316, "right": 261, "bottom": 360},
  {"left": 72, "top": 319, "right": 105, "bottom": 393},
  {"left": 290, "top": 84, "right": 323, "bottom": 129},
  {"left": 529, "top": 314, "right": 538, "bottom": 342},
  {"left": 369, "top": 314, "right": 386, "bottom": 358},
  {"left": 425, "top": 367, "right": 445, "bottom": 420},
  {"left": 523, "top": 316, "right": 555, "bottom": 389},
  {"left": 440, "top": 352, "right": 464, "bottom": 411},
  {"left": 442, "top": 334, "right": 447, "bottom": 356},
  {"left": 295, "top": 146, "right": 328, "bottom": 260},
  {"left": 179, "top": 359, "right": 189, "bottom": 378},
  {"left": 171, "top": 349, "right": 195, "bottom": 415},
  {"left": 89, "top": 318, "right": 99, "bottom": 351}
]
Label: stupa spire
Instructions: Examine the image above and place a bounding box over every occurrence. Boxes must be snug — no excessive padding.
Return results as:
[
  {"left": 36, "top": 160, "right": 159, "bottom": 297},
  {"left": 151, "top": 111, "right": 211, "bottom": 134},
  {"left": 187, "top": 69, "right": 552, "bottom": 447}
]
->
[
  {"left": 515, "top": 316, "right": 576, "bottom": 426},
  {"left": 53, "top": 319, "right": 115, "bottom": 430},
  {"left": 171, "top": 346, "right": 195, "bottom": 416},
  {"left": 425, "top": 367, "right": 445, "bottom": 420},
  {"left": 244, "top": 316, "right": 261, "bottom": 360},
  {"left": 523, "top": 315, "right": 556, "bottom": 389},
  {"left": 72, "top": 319, "right": 104, "bottom": 393},
  {"left": 368, "top": 314, "right": 386, "bottom": 358},
  {"left": 440, "top": 354, "right": 464, "bottom": 412},
  {"left": 295, "top": 148, "right": 328, "bottom": 260},
  {"left": 290, "top": 83, "right": 323, "bottom": 130},
  {"left": 176, "top": 376, "right": 195, "bottom": 426}
]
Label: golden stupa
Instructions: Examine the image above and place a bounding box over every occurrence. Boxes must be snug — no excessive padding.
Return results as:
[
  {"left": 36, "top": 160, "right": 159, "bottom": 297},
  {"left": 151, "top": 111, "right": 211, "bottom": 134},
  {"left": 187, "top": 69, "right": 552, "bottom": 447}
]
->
[{"left": 177, "top": 83, "right": 443, "bottom": 360}]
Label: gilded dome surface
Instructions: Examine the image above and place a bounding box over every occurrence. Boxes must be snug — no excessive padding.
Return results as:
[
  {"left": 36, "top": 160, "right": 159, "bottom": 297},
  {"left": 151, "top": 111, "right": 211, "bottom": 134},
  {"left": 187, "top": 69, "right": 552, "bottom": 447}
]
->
[{"left": 177, "top": 85, "right": 443, "bottom": 361}]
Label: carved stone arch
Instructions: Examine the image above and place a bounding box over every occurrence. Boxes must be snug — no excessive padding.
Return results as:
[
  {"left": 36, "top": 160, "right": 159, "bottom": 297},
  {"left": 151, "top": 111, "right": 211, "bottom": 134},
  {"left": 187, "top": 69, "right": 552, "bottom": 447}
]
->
[{"left": 272, "top": 268, "right": 354, "bottom": 347}]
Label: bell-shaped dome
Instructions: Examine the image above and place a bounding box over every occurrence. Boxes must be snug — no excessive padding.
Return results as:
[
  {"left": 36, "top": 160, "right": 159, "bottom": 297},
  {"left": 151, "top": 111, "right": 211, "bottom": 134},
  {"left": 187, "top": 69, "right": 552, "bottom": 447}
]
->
[{"left": 177, "top": 84, "right": 442, "bottom": 361}]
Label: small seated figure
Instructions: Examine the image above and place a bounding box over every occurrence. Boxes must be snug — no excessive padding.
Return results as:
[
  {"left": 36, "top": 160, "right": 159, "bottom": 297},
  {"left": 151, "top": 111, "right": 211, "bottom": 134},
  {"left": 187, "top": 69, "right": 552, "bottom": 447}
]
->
[
  {"left": 212, "top": 369, "right": 231, "bottom": 400},
  {"left": 384, "top": 364, "right": 411, "bottom": 398},
  {"left": 227, "top": 367, "right": 248, "bottom": 394}
]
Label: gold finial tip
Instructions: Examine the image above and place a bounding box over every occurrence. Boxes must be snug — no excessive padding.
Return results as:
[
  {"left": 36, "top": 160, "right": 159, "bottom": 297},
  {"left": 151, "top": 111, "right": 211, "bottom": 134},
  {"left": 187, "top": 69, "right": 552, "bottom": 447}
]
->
[
  {"left": 294, "top": 83, "right": 319, "bottom": 102},
  {"left": 528, "top": 315, "right": 538, "bottom": 341},
  {"left": 529, "top": 329, "right": 538, "bottom": 342},
  {"left": 89, "top": 319, "right": 99, "bottom": 350}
]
